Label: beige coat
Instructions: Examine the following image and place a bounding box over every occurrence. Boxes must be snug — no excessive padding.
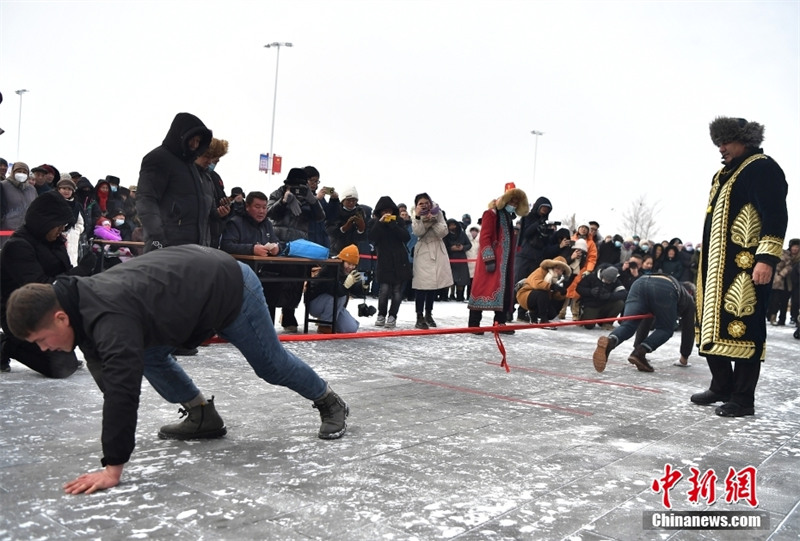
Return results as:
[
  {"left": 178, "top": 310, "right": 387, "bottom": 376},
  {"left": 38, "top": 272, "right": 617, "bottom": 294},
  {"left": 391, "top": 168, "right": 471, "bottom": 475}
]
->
[{"left": 411, "top": 208, "right": 454, "bottom": 290}]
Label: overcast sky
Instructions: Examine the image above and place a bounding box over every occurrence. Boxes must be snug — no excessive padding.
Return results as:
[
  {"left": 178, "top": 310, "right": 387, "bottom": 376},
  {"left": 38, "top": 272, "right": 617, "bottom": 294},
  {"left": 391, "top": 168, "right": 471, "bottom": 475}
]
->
[{"left": 1, "top": 0, "right": 798, "bottom": 244}]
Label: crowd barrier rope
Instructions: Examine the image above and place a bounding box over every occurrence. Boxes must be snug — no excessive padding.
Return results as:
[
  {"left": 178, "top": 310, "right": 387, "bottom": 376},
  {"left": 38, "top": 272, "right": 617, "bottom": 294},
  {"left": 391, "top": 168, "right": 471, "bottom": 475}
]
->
[{"left": 204, "top": 313, "right": 653, "bottom": 372}]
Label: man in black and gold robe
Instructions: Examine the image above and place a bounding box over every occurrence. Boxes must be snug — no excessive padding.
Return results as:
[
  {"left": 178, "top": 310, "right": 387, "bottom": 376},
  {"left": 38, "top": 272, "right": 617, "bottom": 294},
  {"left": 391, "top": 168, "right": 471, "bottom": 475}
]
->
[{"left": 691, "top": 117, "right": 788, "bottom": 417}]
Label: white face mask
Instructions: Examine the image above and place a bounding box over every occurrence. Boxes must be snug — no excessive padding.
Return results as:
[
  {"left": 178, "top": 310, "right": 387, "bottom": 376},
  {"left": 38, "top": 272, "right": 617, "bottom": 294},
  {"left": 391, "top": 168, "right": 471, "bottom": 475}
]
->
[
  {"left": 14, "top": 172, "right": 28, "bottom": 183},
  {"left": 114, "top": 219, "right": 125, "bottom": 227}
]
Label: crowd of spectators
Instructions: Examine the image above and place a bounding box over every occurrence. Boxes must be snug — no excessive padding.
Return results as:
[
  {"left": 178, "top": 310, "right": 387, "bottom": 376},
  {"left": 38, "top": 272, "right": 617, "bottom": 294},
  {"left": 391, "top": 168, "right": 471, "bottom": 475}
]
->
[{"left": 1, "top": 113, "right": 797, "bottom": 366}]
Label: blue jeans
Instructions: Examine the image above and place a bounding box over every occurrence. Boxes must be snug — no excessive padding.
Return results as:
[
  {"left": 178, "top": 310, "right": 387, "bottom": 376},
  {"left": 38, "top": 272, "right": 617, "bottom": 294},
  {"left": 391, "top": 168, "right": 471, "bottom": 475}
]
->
[
  {"left": 610, "top": 276, "right": 679, "bottom": 352},
  {"left": 142, "top": 262, "right": 328, "bottom": 404},
  {"left": 308, "top": 294, "right": 360, "bottom": 333}
]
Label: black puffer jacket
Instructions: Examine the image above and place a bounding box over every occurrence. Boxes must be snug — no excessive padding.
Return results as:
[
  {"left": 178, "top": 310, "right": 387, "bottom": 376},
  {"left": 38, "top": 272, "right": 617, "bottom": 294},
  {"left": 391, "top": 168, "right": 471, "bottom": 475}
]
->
[
  {"left": 136, "top": 113, "right": 215, "bottom": 252},
  {"left": 0, "top": 191, "right": 93, "bottom": 330},
  {"left": 53, "top": 245, "right": 243, "bottom": 466},
  {"left": 367, "top": 196, "right": 411, "bottom": 285}
]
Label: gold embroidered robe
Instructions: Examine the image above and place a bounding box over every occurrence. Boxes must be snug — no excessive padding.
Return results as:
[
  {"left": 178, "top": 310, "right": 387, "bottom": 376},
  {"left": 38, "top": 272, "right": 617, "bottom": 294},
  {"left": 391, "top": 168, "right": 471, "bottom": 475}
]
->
[{"left": 696, "top": 150, "right": 788, "bottom": 361}]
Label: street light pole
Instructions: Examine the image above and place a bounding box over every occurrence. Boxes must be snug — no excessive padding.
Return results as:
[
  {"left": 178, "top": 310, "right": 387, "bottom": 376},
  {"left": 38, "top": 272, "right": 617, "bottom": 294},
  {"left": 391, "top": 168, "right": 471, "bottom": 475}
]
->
[
  {"left": 531, "top": 130, "right": 544, "bottom": 188},
  {"left": 15, "top": 89, "right": 29, "bottom": 159},
  {"left": 264, "top": 42, "right": 292, "bottom": 174}
]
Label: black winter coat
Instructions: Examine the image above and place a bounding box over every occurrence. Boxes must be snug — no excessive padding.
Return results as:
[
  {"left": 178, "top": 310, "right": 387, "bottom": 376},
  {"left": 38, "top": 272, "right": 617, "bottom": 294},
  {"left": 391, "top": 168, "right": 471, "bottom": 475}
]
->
[
  {"left": 0, "top": 191, "right": 93, "bottom": 331},
  {"left": 136, "top": 113, "right": 215, "bottom": 252},
  {"left": 577, "top": 268, "right": 628, "bottom": 308},
  {"left": 367, "top": 196, "right": 412, "bottom": 285},
  {"left": 53, "top": 245, "right": 243, "bottom": 466},
  {"left": 220, "top": 213, "right": 282, "bottom": 255}
]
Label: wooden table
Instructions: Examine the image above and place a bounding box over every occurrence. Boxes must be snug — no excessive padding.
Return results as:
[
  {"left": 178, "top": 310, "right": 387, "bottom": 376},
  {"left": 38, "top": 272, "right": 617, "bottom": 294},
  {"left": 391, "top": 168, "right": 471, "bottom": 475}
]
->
[
  {"left": 232, "top": 254, "right": 342, "bottom": 333},
  {"left": 92, "top": 239, "right": 146, "bottom": 271}
]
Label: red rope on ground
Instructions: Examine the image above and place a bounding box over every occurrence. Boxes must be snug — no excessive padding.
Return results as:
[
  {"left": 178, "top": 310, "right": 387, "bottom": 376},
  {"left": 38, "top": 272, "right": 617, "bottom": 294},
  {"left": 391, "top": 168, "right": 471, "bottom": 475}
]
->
[
  {"left": 203, "top": 313, "right": 653, "bottom": 372},
  {"left": 492, "top": 322, "right": 510, "bottom": 372}
]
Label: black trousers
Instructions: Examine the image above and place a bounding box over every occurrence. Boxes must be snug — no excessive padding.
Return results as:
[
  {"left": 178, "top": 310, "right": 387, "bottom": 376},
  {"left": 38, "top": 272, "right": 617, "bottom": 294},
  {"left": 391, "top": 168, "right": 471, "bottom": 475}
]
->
[{"left": 705, "top": 355, "right": 762, "bottom": 408}]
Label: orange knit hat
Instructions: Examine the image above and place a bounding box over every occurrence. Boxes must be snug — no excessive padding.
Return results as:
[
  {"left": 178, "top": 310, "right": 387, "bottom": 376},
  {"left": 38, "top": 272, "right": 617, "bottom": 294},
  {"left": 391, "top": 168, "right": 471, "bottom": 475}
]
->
[{"left": 337, "top": 244, "right": 359, "bottom": 265}]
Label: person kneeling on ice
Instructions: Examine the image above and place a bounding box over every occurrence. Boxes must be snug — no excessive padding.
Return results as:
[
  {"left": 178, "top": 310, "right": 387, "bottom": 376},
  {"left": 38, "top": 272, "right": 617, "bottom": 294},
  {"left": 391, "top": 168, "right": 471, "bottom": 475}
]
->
[
  {"left": 592, "top": 274, "right": 696, "bottom": 373},
  {"left": 514, "top": 256, "right": 572, "bottom": 325},
  {"left": 305, "top": 244, "right": 365, "bottom": 334},
  {"left": 6, "top": 245, "right": 349, "bottom": 495}
]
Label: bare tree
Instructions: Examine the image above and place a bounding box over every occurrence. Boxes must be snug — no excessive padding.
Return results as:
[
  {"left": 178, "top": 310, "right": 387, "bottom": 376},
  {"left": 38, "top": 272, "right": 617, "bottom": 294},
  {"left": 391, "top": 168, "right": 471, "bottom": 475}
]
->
[{"left": 621, "top": 195, "right": 660, "bottom": 239}]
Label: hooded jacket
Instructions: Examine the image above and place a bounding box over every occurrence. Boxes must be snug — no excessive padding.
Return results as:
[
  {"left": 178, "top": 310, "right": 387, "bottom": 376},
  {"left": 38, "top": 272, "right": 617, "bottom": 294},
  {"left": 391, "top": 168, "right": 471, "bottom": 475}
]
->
[
  {"left": 0, "top": 161, "right": 37, "bottom": 231},
  {"left": 136, "top": 113, "right": 215, "bottom": 252},
  {"left": 1, "top": 191, "right": 92, "bottom": 329},
  {"left": 367, "top": 196, "right": 412, "bottom": 285}
]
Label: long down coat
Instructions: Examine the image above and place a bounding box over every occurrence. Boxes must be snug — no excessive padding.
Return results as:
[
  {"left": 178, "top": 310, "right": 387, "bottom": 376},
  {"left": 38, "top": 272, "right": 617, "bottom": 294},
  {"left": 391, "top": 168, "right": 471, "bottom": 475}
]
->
[
  {"left": 468, "top": 187, "right": 529, "bottom": 312},
  {"left": 411, "top": 206, "right": 453, "bottom": 291}
]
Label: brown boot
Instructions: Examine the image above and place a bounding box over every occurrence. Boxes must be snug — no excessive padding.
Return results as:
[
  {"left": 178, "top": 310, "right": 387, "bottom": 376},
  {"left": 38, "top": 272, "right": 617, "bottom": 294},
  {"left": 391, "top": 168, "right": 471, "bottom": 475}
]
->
[
  {"left": 593, "top": 335, "right": 618, "bottom": 373},
  {"left": 628, "top": 345, "right": 654, "bottom": 372}
]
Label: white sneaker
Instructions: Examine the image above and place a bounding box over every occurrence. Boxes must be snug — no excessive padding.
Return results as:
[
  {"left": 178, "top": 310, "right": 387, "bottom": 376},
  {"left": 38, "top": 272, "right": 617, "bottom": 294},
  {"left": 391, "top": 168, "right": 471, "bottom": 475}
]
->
[
  {"left": 375, "top": 315, "right": 386, "bottom": 327},
  {"left": 385, "top": 315, "right": 396, "bottom": 329}
]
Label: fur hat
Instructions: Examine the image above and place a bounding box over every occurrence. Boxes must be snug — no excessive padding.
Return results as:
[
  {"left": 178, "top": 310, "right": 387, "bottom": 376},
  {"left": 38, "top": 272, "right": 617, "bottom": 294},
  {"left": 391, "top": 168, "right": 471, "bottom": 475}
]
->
[
  {"left": 340, "top": 186, "right": 359, "bottom": 200},
  {"left": 709, "top": 117, "right": 764, "bottom": 147},
  {"left": 541, "top": 256, "right": 572, "bottom": 277},
  {"left": 789, "top": 239, "right": 800, "bottom": 248},
  {"left": 600, "top": 266, "right": 619, "bottom": 283},
  {"left": 337, "top": 244, "right": 359, "bottom": 265},
  {"left": 57, "top": 178, "right": 77, "bottom": 191},
  {"left": 573, "top": 238, "right": 589, "bottom": 252},
  {"left": 283, "top": 168, "right": 308, "bottom": 186},
  {"left": 492, "top": 183, "right": 530, "bottom": 217}
]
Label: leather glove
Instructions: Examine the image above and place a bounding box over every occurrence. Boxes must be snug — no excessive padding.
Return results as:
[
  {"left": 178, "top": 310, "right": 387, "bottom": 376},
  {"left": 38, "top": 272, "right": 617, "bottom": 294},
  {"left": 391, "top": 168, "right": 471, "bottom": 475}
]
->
[
  {"left": 344, "top": 269, "right": 362, "bottom": 288},
  {"left": 353, "top": 214, "right": 366, "bottom": 232},
  {"left": 485, "top": 260, "right": 496, "bottom": 273},
  {"left": 340, "top": 217, "right": 354, "bottom": 232}
]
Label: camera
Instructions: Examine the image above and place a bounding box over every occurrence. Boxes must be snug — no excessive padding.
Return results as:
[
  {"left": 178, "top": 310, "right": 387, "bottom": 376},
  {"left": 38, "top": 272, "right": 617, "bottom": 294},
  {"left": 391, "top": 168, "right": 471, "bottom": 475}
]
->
[
  {"left": 289, "top": 185, "right": 309, "bottom": 198},
  {"left": 545, "top": 220, "right": 561, "bottom": 227},
  {"left": 357, "top": 303, "right": 377, "bottom": 317},
  {"left": 628, "top": 261, "right": 638, "bottom": 270}
]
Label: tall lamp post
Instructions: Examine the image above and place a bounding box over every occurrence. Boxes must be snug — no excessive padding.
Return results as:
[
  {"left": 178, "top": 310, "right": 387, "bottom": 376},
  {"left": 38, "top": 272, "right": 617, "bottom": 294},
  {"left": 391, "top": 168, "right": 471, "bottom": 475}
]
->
[
  {"left": 531, "top": 130, "right": 544, "bottom": 188},
  {"left": 264, "top": 42, "right": 292, "bottom": 174},
  {"left": 15, "top": 89, "right": 29, "bottom": 159}
]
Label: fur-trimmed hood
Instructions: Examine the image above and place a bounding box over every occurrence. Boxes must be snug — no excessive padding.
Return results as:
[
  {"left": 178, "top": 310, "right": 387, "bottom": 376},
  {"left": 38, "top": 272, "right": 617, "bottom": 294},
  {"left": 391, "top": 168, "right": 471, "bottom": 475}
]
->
[
  {"left": 709, "top": 116, "right": 764, "bottom": 148},
  {"left": 488, "top": 187, "right": 529, "bottom": 217}
]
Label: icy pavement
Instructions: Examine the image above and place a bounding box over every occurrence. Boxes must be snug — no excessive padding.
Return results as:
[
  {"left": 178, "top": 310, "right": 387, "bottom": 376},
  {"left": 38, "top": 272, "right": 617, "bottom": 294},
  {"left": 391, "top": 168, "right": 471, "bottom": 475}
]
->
[{"left": 1, "top": 299, "right": 799, "bottom": 540}]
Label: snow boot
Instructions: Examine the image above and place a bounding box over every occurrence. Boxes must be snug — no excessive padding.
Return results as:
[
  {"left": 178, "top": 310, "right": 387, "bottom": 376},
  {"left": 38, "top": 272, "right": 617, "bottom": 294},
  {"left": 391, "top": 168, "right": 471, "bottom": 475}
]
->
[
  {"left": 313, "top": 386, "right": 349, "bottom": 440},
  {"left": 158, "top": 396, "right": 227, "bottom": 440}
]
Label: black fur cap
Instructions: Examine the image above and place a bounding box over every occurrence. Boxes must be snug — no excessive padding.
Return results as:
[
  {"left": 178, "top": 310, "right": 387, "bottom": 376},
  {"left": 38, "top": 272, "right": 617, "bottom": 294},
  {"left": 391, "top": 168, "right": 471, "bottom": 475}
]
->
[{"left": 709, "top": 116, "right": 764, "bottom": 147}]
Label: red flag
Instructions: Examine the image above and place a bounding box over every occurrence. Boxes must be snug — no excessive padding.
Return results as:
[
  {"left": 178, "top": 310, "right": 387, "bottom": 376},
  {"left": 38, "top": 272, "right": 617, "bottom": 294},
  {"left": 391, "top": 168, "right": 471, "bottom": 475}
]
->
[{"left": 272, "top": 155, "right": 282, "bottom": 174}]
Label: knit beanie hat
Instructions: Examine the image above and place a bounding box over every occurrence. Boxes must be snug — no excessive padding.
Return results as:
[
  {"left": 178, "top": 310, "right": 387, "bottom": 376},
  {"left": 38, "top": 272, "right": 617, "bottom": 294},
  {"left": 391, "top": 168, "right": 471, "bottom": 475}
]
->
[
  {"left": 600, "top": 266, "right": 619, "bottom": 283},
  {"left": 573, "top": 238, "right": 589, "bottom": 252},
  {"left": 337, "top": 244, "right": 359, "bottom": 265},
  {"left": 340, "top": 186, "right": 359, "bottom": 200}
]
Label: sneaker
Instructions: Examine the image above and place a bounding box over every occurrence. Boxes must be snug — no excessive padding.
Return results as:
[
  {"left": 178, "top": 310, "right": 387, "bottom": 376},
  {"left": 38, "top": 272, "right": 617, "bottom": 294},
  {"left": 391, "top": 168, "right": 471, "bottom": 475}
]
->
[
  {"left": 690, "top": 390, "right": 731, "bottom": 405},
  {"left": 592, "top": 335, "right": 617, "bottom": 373},
  {"left": 158, "top": 396, "right": 227, "bottom": 440},
  {"left": 715, "top": 402, "right": 755, "bottom": 417},
  {"left": 385, "top": 315, "right": 396, "bottom": 329},
  {"left": 627, "top": 345, "right": 654, "bottom": 372},
  {"left": 313, "top": 387, "right": 349, "bottom": 439},
  {"left": 375, "top": 315, "right": 386, "bottom": 327}
]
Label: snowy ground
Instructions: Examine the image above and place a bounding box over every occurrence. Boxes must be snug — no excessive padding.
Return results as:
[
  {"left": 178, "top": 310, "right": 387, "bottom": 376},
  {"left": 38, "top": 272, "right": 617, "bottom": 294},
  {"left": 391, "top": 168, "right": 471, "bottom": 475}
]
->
[{"left": 1, "top": 298, "right": 799, "bottom": 540}]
